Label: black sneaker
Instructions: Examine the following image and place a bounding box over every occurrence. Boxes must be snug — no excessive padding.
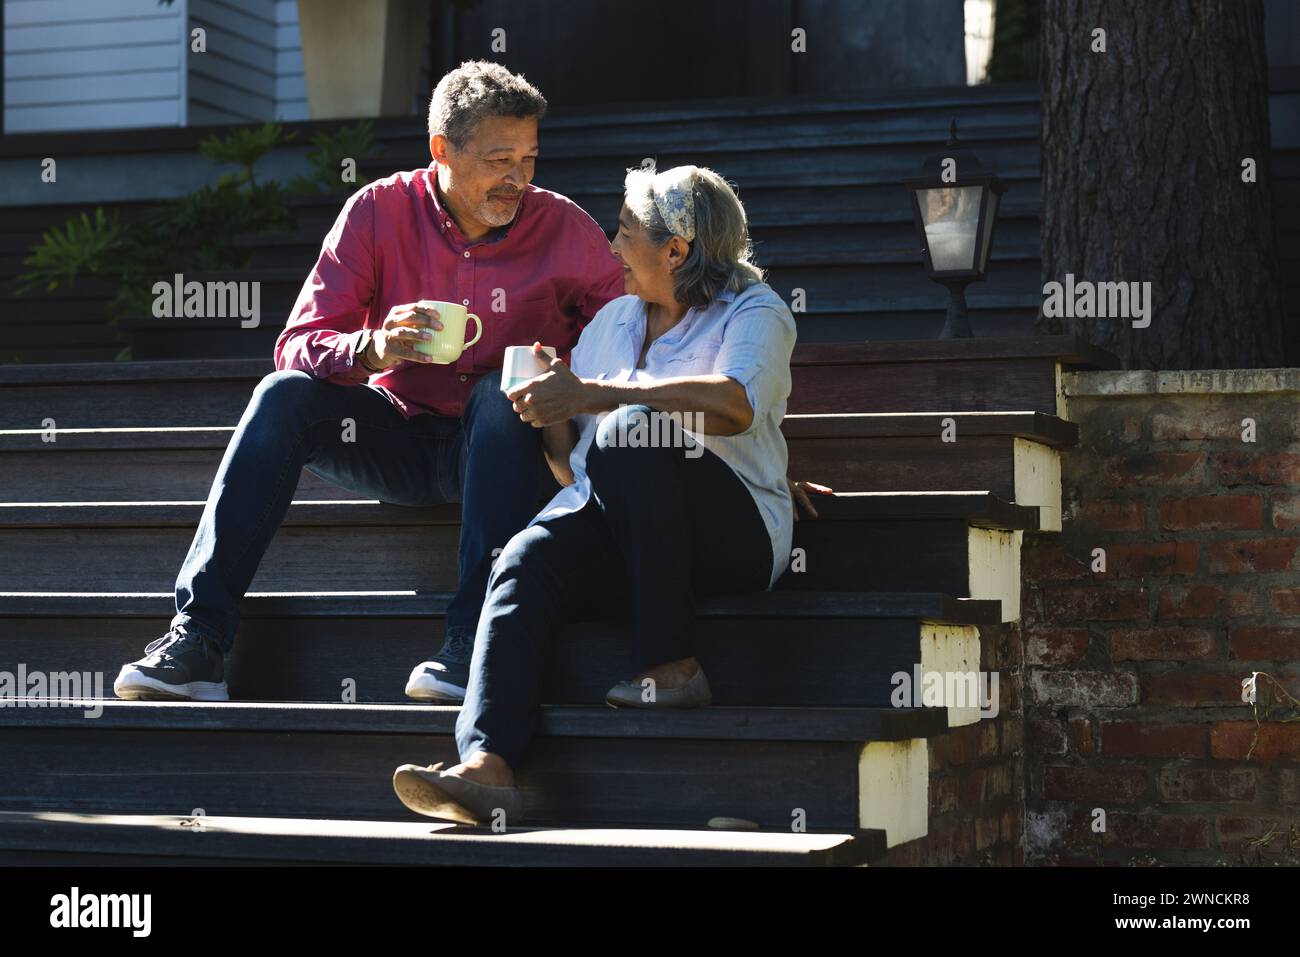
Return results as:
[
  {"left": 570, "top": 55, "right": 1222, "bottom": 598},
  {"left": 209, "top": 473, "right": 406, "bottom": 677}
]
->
[
  {"left": 404, "top": 632, "right": 473, "bottom": 702},
  {"left": 113, "top": 625, "right": 230, "bottom": 701}
]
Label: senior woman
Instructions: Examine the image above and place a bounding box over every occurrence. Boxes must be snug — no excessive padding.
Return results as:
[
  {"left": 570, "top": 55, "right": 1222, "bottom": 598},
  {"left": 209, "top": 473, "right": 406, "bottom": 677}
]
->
[{"left": 392, "top": 164, "right": 797, "bottom": 825}]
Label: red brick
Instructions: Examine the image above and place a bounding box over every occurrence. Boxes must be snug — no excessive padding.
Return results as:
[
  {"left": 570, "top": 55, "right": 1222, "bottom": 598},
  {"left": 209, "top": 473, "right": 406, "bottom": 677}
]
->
[
  {"left": 1043, "top": 585, "right": 1149, "bottom": 621},
  {"left": 930, "top": 773, "right": 957, "bottom": 816},
  {"left": 1067, "top": 810, "right": 1211, "bottom": 849},
  {"left": 1028, "top": 716, "right": 1068, "bottom": 755},
  {"left": 1269, "top": 586, "right": 1300, "bottom": 616},
  {"left": 1102, "top": 541, "right": 1200, "bottom": 578},
  {"left": 1043, "top": 766, "right": 1149, "bottom": 803},
  {"left": 1001, "top": 718, "right": 1024, "bottom": 755},
  {"left": 1215, "top": 452, "right": 1300, "bottom": 486},
  {"left": 945, "top": 724, "right": 979, "bottom": 766},
  {"left": 1111, "top": 627, "right": 1216, "bottom": 661},
  {"left": 1211, "top": 721, "right": 1300, "bottom": 761},
  {"left": 1021, "top": 540, "right": 1091, "bottom": 581},
  {"left": 1281, "top": 770, "right": 1300, "bottom": 804},
  {"left": 977, "top": 814, "right": 1002, "bottom": 852},
  {"left": 1156, "top": 584, "right": 1224, "bottom": 619},
  {"left": 978, "top": 721, "right": 998, "bottom": 758},
  {"left": 1158, "top": 767, "right": 1256, "bottom": 802},
  {"left": 1230, "top": 626, "right": 1300, "bottom": 661},
  {"left": 1078, "top": 500, "right": 1145, "bottom": 531},
  {"left": 1102, "top": 452, "right": 1206, "bottom": 486},
  {"left": 1121, "top": 416, "right": 1142, "bottom": 441},
  {"left": 1227, "top": 587, "right": 1267, "bottom": 616},
  {"left": 928, "top": 734, "right": 947, "bottom": 771},
  {"left": 1069, "top": 718, "right": 1095, "bottom": 754},
  {"left": 1158, "top": 494, "right": 1264, "bottom": 531},
  {"left": 985, "top": 764, "right": 1013, "bottom": 800},
  {"left": 1142, "top": 671, "right": 1247, "bottom": 707},
  {"left": 1101, "top": 721, "right": 1207, "bottom": 758},
  {"left": 1205, "top": 538, "right": 1299, "bottom": 574},
  {"left": 958, "top": 767, "right": 987, "bottom": 807},
  {"left": 1216, "top": 816, "right": 1287, "bottom": 847},
  {"left": 1025, "top": 628, "right": 1089, "bottom": 666},
  {"left": 1269, "top": 493, "right": 1300, "bottom": 530}
]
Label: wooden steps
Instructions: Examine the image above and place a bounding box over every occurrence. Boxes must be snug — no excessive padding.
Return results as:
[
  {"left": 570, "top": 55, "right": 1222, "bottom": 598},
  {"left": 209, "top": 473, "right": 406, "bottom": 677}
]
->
[
  {"left": 0, "top": 700, "right": 942, "bottom": 837},
  {"left": 0, "top": 590, "right": 999, "bottom": 708},
  {"left": 0, "top": 493, "right": 1034, "bottom": 619},
  {"left": 0, "top": 336, "right": 1113, "bottom": 428},
  {"left": 0, "top": 811, "right": 880, "bottom": 867}
]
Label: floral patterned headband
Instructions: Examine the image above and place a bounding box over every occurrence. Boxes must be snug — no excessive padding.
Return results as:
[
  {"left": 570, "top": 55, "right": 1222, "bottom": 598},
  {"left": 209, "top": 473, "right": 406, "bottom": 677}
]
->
[{"left": 650, "top": 166, "right": 699, "bottom": 242}]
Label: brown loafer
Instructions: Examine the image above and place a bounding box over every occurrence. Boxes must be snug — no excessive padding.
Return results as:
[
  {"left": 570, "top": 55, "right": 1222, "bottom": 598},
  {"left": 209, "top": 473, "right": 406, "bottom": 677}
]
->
[{"left": 392, "top": 761, "right": 526, "bottom": 826}]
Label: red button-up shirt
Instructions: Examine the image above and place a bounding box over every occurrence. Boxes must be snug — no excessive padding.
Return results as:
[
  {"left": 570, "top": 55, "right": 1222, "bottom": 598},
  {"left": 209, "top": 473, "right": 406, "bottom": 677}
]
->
[{"left": 274, "top": 162, "right": 625, "bottom": 418}]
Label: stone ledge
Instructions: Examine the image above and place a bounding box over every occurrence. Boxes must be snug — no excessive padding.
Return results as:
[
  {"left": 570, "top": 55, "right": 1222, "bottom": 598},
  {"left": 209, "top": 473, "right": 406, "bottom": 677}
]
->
[{"left": 1063, "top": 368, "right": 1300, "bottom": 398}]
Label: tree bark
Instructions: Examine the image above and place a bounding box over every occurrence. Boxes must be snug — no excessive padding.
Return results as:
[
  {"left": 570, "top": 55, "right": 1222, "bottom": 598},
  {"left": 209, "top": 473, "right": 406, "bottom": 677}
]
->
[{"left": 1036, "top": 0, "right": 1283, "bottom": 369}]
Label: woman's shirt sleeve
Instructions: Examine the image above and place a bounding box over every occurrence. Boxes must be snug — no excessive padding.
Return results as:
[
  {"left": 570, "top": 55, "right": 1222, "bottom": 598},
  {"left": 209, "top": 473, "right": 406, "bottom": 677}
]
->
[{"left": 711, "top": 295, "right": 797, "bottom": 435}]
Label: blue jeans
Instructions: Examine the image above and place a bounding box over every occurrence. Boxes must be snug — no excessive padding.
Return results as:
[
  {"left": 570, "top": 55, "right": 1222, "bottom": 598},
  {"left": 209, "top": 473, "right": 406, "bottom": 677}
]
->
[
  {"left": 171, "top": 368, "right": 546, "bottom": 653},
  {"left": 455, "top": 404, "right": 776, "bottom": 769}
]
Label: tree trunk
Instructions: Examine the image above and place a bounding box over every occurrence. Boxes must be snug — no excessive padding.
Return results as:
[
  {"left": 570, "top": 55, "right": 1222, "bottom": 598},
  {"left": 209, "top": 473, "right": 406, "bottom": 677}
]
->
[{"left": 1036, "top": 0, "right": 1283, "bottom": 369}]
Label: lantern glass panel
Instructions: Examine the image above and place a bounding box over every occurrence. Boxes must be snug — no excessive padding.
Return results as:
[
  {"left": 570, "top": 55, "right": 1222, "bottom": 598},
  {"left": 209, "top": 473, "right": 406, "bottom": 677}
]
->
[
  {"left": 918, "top": 185, "right": 982, "bottom": 272},
  {"left": 976, "top": 189, "right": 1000, "bottom": 273}
]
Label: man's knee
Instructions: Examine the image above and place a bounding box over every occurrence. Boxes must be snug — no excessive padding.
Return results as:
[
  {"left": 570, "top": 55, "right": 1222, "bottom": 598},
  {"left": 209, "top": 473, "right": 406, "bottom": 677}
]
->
[{"left": 251, "top": 369, "right": 321, "bottom": 415}]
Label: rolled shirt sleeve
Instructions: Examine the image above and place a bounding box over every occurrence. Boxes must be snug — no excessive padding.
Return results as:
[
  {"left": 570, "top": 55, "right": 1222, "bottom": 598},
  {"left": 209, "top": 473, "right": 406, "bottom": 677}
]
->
[
  {"left": 273, "top": 185, "right": 378, "bottom": 384},
  {"left": 711, "top": 295, "right": 797, "bottom": 435}
]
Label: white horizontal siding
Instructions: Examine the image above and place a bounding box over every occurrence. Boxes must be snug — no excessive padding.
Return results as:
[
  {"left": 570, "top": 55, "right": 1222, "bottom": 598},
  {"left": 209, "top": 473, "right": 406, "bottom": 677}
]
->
[
  {"left": 3, "top": 0, "right": 187, "bottom": 131},
  {"left": 188, "top": 0, "right": 276, "bottom": 121},
  {"left": 274, "top": 0, "right": 307, "bottom": 121}
]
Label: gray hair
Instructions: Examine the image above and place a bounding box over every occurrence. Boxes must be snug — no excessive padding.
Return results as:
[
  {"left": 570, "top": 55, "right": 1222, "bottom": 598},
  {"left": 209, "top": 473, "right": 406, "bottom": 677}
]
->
[
  {"left": 427, "top": 60, "right": 547, "bottom": 148},
  {"left": 623, "top": 163, "right": 764, "bottom": 308}
]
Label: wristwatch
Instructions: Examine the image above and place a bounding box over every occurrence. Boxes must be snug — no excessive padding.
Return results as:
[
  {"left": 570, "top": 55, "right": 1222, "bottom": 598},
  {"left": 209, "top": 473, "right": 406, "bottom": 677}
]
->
[{"left": 356, "top": 328, "right": 382, "bottom": 373}]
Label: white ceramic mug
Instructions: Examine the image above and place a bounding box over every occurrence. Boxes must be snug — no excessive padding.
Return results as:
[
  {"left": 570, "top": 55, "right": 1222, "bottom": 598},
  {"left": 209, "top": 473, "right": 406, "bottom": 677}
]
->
[{"left": 501, "top": 344, "right": 558, "bottom": 392}]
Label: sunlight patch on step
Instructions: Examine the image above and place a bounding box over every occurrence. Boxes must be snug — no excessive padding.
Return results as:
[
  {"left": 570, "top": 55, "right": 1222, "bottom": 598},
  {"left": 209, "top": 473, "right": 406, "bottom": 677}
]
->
[
  {"left": 858, "top": 738, "right": 927, "bottom": 848},
  {"left": 1013, "top": 437, "right": 1062, "bottom": 532},
  {"left": 919, "top": 623, "right": 982, "bottom": 727},
  {"left": 967, "top": 527, "right": 1021, "bottom": 623}
]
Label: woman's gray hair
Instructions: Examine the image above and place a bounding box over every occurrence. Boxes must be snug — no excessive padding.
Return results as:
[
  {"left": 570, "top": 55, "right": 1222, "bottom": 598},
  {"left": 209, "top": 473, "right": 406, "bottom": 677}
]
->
[
  {"left": 623, "top": 163, "right": 764, "bottom": 308},
  {"left": 428, "top": 60, "right": 547, "bottom": 148}
]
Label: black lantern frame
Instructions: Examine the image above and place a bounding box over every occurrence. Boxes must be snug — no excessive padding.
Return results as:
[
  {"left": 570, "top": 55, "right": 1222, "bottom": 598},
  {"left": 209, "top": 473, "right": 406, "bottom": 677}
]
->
[{"left": 902, "top": 120, "right": 1008, "bottom": 338}]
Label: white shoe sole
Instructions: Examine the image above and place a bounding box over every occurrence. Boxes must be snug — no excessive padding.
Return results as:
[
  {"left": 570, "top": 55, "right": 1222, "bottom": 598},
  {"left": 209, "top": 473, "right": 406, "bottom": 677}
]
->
[
  {"left": 113, "top": 666, "right": 230, "bottom": 702},
  {"left": 404, "top": 666, "right": 466, "bottom": 702}
]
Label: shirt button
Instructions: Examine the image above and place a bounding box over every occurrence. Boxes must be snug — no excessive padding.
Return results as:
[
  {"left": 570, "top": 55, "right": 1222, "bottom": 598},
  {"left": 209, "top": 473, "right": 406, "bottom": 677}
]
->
[
  {"left": 462, "top": 299, "right": 469, "bottom": 306},
  {"left": 463, "top": 251, "right": 470, "bottom": 258},
  {"left": 459, "top": 374, "right": 468, "bottom": 382}
]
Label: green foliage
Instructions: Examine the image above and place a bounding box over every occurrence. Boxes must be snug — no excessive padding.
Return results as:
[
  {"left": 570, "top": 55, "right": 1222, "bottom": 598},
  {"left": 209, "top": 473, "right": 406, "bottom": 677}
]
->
[
  {"left": 986, "top": 0, "right": 1040, "bottom": 84},
  {"left": 15, "top": 208, "right": 123, "bottom": 294},
  {"left": 17, "top": 123, "right": 296, "bottom": 317},
  {"left": 199, "top": 121, "right": 294, "bottom": 188},
  {"left": 287, "top": 120, "right": 381, "bottom": 195}
]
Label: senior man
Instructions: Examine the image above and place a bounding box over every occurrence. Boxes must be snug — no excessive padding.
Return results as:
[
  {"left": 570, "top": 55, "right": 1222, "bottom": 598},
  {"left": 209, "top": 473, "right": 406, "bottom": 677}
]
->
[{"left": 113, "top": 60, "right": 623, "bottom": 704}]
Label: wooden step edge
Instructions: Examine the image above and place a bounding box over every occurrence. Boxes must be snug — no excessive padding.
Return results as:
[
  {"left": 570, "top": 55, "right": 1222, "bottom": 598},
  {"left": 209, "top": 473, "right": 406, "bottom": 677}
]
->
[
  {"left": 0, "top": 333, "right": 1117, "bottom": 386},
  {"left": 0, "top": 589, "right": 1003, "bottom": 624},
  {"left": 781, "top": 410, "right": 1078, "bottom": 446},
  {"left": 0, "top": 810, "right": 879, "bottom": 866},
  {"left": 0, "top": 492, "right": 1038, "bottom": 530},
  {"left": 0, "top": 700, "right": 951, "bottom": 743},
  {"left": 792, "top": 335, "right": 1120, "bottom": 370},
  {"left": 0, "top": 412, "right": 1078, "bottom": 450}
]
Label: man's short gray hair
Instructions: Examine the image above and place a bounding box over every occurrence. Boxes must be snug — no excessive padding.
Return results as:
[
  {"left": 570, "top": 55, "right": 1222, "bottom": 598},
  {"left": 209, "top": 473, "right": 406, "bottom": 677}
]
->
[
  {"left": 427, "top": 60, "right": 547, "bottom": 148},
  {"left": 623, "top": 163, "right": 764, "bottom": 309}
]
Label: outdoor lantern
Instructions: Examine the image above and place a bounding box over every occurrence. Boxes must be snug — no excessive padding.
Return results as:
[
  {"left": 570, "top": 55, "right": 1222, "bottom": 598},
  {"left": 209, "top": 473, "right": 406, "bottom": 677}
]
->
[{"left": 903, "top": 120, "right": 1007, "bottom": 338}]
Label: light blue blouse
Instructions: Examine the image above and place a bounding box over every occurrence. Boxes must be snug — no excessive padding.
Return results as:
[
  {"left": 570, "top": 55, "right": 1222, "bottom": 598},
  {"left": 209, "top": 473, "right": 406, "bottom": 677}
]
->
[{"left": 528, "top": 282, "right": 797, "bottom": 588}]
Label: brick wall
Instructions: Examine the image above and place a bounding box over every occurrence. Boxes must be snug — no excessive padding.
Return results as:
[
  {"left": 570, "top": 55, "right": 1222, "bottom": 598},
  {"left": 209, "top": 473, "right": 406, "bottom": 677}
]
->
[
  {"left": 1022, "top": 369, "right": 1300, "bottom": 865},
  {"left": 881, "top": 620, "right": 1025, "bottom": 865}
]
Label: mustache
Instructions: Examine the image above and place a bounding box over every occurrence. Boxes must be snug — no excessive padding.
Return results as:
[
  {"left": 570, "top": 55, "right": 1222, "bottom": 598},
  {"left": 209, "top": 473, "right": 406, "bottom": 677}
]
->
[{"left": 489, "top": 189, "right": 521, "bottom": 199}]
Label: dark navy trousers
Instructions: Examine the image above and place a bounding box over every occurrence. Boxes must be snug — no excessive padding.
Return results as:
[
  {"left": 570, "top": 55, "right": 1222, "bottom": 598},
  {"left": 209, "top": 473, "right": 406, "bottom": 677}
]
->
[
  {"left": 455, "top": 404, "right": 776, "bottom": 769},
  {"left": 171, "top": 368, "right": 544, "bottom": 653}
]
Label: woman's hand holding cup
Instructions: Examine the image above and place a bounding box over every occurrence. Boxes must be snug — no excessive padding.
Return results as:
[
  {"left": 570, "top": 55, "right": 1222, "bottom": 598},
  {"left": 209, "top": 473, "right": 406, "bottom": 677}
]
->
[
  {"left": 371, "top": 302, "right": 446, "bottom": 367},
  {"left": 507, "top": 342, "right": 587, "bottom": 428}
]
